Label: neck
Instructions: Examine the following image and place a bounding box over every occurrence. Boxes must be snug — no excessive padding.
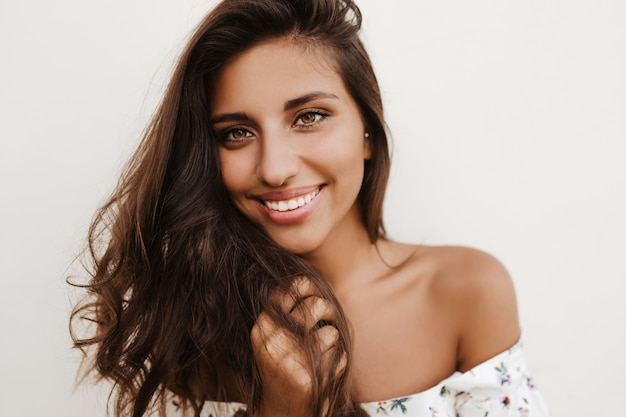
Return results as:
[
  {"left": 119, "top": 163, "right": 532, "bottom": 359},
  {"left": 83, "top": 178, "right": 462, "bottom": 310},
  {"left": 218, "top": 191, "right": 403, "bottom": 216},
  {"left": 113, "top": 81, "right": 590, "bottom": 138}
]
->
[{"left": 301, "top": 208, "right": 383, "bottom": 296}]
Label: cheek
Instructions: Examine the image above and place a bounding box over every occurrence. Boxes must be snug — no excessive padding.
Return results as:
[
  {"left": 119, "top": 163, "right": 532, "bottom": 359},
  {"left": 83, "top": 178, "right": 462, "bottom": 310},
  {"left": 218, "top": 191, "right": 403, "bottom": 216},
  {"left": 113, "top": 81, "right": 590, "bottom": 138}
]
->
[
  {"left": 218, "top": 151, "right": 249, "bottom": 195},
  {"left": 314, "top": 143, "right": 365, "bottom": 193},
  {"left": 316, "top": 124, "right": 368, "bottom": 162},
  {"left": 326, "top": 135, "right": 368, "bottom": 176}
]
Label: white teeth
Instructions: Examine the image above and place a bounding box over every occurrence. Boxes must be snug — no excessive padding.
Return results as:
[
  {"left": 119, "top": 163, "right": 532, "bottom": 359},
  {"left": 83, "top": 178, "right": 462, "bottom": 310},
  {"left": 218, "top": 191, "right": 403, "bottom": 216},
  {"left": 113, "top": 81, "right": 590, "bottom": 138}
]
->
[{"left": 264, "top": 189, "right": 319, "bottom": 212}]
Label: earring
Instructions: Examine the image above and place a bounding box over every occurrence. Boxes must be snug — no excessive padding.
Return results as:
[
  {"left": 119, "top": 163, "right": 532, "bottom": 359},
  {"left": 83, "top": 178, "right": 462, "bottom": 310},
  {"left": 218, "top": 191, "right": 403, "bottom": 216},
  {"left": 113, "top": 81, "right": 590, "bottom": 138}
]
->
[{"left": 364, "top": 132, "right": 370, "bottom": 138}]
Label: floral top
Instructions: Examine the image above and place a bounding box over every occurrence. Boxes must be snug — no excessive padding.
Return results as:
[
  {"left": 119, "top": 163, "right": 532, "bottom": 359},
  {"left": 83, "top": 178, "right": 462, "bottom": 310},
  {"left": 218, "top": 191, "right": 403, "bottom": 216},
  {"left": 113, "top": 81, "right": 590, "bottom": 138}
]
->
[{"left": 166, "top": 338, "right": 548, "bottom": 417}]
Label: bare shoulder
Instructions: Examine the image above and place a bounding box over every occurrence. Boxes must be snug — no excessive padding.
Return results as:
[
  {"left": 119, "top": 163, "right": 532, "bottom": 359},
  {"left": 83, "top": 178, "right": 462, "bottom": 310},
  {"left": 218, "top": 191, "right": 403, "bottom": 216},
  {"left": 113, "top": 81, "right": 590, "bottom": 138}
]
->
[
  {"left": 423, "top": 246, "right": 514, "bottom": 296},
  {"left": 416, "top": 245, "right": 521, "bottom": 371}
]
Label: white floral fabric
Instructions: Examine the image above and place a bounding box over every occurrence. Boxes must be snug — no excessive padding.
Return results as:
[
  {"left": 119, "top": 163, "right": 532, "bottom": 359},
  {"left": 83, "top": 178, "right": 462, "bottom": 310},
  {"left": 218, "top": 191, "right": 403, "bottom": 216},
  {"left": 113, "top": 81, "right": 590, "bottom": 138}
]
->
[
  {"left": 361, "top": 338, "right": 549, "bottom": 417},
  {"left": 167, "top": 338, "right": 548, "bottom": 417}
]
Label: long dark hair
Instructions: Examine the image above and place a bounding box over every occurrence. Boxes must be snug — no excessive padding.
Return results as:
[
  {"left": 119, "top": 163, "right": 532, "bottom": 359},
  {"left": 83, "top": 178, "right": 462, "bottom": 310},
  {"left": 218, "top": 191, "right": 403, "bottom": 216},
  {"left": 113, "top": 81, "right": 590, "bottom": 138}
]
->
[{"left": 70, "top": 1, "right": 390, "bottom": 416}]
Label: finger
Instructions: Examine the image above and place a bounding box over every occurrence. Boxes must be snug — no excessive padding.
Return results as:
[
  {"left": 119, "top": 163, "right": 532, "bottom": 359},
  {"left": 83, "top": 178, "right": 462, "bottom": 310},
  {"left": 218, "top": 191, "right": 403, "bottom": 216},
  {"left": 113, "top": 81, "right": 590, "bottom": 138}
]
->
[
  {"left": 314, "top": 324, "right": 347, "bottom": 380},
  {"left": 250, "top": 311, "right": 274, "bottom": 349},
  {"left": 251, "top": 312, "right": 296, "bottom": 358},
  {"left": 290, "top": 295, "right": 335, "bottom": 330},
  {"left": 271, "top": 277, "right": 319, "bottom": 314},
  {"left": 313, "top": 323, "right": 340, "bottom": 352},
  {"left": 335, "top": 350, "right": 348, "bottom": 377},
  {"left": 251, "top": 312, "right": 312, "bottom": 389},
  {"left": 252, "top": 312, "right": 305, "bottom": 366}
]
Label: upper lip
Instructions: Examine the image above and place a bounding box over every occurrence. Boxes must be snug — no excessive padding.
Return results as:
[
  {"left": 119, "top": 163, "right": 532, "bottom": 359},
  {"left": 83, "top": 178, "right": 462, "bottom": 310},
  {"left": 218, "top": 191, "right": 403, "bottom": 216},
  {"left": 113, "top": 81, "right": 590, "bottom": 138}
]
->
[{"left": 254, "top": 185, "right": 323, "bottom": 201}]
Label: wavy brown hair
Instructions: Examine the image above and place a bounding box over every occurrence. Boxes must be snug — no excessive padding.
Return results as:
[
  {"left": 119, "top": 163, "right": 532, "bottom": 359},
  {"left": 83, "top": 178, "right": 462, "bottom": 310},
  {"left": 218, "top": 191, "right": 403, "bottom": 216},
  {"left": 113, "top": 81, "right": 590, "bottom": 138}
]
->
[{"left": 70, "top": 0, "right": 390, "bottom": 416}]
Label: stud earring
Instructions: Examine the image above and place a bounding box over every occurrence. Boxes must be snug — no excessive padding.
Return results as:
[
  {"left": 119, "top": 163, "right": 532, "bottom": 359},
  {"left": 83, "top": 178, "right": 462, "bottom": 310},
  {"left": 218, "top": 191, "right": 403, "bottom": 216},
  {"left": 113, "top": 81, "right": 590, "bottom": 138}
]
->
[{"left": 364, "top": 132, "right": 370, "bottom": 138}]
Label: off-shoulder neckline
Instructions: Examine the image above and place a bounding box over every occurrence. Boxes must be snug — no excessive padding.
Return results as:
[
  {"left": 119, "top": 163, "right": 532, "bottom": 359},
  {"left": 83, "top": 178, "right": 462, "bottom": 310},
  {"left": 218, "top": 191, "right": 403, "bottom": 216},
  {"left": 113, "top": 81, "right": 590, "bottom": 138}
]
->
[
  {"left": 198, "top": 336, "right": 524, "bottom": 409},
  {"left": 360, "top": 336, "right": 524, "bottom": 405}
]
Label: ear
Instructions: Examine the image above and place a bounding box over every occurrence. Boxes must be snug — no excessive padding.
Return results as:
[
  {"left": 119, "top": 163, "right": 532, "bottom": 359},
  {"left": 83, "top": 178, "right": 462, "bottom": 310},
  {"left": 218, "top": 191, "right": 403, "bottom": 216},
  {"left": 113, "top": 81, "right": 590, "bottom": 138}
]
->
[{"left": 363, "top": 132, "right": 372, "bottom": 160}]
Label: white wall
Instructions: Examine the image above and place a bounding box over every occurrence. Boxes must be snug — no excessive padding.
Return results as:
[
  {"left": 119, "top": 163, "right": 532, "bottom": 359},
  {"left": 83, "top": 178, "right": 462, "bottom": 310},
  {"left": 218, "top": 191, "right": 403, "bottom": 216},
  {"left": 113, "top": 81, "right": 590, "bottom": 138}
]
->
[{"left": 1, "top": 1, "right": 624, "bottom": 416}]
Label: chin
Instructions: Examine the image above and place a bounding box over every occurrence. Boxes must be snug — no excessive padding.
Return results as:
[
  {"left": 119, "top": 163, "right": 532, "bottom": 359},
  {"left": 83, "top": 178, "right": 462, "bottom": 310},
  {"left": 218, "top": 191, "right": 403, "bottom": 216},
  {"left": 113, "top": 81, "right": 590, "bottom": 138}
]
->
[
  {"left": 278, "top": 243, "right": 317, "bottom": 257},
  {"left": 268, "top": 235, "right": 321, "bottom": 257}
]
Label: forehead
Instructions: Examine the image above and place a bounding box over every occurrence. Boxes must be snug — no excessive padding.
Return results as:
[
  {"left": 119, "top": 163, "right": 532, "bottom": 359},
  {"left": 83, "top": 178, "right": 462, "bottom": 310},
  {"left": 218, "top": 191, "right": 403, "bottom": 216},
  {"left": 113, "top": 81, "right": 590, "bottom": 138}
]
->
[{"left": 211, "top": 39, "right": 347, "bottom": 110}]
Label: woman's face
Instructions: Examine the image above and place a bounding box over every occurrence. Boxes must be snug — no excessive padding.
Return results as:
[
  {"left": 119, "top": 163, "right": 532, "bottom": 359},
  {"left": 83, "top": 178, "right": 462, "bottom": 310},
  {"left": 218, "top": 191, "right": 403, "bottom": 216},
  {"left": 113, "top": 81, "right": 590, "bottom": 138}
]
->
[{"left": 211, "top": 39, "right": 370, "bottom": 256}]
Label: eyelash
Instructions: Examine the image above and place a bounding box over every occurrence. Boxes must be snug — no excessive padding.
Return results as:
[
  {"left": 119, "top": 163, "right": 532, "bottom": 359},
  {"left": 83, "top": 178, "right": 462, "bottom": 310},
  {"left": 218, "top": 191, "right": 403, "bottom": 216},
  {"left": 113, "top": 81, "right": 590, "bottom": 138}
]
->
[
  {"left": 219, "top": 127, "right": 252, "bottom": 144},
  {"left": 217, "top": 109, "right": 330, "bottom": 145},
  {"left": 293, "top": 109, "right": 330, "bottom": 128}
]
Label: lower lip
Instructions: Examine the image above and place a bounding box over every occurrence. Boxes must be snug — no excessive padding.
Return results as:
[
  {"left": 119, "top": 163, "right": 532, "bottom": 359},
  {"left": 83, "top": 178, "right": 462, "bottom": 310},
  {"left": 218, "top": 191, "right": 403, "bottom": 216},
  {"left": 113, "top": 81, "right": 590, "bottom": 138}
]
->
[{"left": 256, "top": 188, "right": 324, "bottom": 225}]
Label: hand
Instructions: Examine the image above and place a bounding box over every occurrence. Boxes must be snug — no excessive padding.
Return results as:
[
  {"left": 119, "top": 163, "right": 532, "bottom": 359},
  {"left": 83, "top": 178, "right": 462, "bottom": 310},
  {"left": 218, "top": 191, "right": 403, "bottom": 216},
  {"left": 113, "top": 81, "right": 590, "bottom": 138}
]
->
[{"left": 250, "top": 278, "right": 344, "bottom": 417}]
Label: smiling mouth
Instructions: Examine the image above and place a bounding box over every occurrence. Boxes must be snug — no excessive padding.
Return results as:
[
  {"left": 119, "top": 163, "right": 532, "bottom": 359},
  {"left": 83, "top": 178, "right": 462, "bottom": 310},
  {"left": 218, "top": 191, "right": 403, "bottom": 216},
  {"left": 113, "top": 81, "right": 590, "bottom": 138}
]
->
[{"left": 263, "top": 188, "right": 320, "bottom": 212}]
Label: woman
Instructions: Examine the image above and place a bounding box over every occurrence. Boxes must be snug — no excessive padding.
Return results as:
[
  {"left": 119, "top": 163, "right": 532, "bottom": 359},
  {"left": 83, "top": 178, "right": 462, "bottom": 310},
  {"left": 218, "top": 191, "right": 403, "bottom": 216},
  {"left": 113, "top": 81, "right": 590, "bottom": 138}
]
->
[{"left": 70, "top": 0, "right": 548, "bottom": 416}]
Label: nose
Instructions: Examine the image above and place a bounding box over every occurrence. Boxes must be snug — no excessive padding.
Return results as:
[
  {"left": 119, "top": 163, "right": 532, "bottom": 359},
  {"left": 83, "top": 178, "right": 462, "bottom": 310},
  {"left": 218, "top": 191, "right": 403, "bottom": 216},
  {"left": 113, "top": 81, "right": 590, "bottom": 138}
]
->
[{"left": 256, "top": 131, "right": 299, "bottom": 187}]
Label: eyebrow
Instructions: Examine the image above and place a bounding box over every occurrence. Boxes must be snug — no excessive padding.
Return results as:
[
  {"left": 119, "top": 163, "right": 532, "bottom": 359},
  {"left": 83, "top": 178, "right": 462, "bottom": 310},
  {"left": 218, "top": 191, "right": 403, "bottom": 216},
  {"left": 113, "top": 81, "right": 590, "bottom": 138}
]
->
[
  {"left": 210, "top": 112, "right": 249, "bottom": 125},
  {"left": 283, "top": 92, "right": 339, "bottom": 111},
  {"left": 210, "top": 92, "right": 339, "bottom": 125}
]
